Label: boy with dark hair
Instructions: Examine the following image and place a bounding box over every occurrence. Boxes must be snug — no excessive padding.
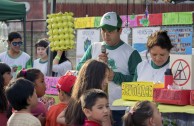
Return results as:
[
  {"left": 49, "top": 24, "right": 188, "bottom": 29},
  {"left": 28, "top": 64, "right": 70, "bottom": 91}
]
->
[
  {"left": 80, "top": 89, "right": 110, "bottom": 126},
  {"left": 5, "top": 78, "right": 41, "bottom": 126},
  {"left": 45, "top": 75, "right": 76, "bottom": 126},
  {"left": 0, "top": 32, "right": 32, "bottom": 78},
  {"left": 33, "top": 39, "right": 49, "bottom": 75}
]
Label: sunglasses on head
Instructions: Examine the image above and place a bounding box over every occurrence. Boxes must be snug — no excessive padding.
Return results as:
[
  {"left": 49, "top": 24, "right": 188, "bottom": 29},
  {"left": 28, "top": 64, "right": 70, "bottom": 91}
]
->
[{"left": 11, "top": 41, "right": 23, "bottom": 46}]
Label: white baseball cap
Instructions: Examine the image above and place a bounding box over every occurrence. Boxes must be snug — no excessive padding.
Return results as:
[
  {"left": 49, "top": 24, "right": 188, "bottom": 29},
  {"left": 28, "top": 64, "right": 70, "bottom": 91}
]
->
[{"left": 98, "top": 12, "right": 122, "bottom": 32}]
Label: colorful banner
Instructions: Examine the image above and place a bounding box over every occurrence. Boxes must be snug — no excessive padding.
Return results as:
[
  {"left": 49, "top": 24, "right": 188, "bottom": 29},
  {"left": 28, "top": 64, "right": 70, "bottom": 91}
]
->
[
  {"left": 162, "top": 26, "right": 193, "bottom": 54},
  {"left": 163, "top": 12, "right": 193, "bottom": 25},
  {"left": 45, "top": 76, "right": 59, "bottom": 95},
  {"left": 94, "top": 16, "right": 101, "bottom": 27},
  {"left": 137, "top": 13, "right": 162, "bottom": 27},
  {"left": 178, "top": 12, "right": 193, "bottom": 25},
  {"left": 74, "top": 17, "right": 95, "bottom": 29},
  {"left": 120, "top": 15, "right": 138, "bottom": 27},
  {"left": 148, "top": 13, "right": 162, "bottom": 26},
  {"left": 74, "top": 12, "right": 193, "bottom": 29}
]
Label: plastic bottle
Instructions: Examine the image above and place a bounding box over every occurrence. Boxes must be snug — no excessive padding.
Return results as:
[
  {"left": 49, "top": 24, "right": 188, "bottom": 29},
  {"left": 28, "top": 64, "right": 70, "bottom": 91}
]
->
[{"left": 164, "top": 68, "right": 173, "bottom": 89}]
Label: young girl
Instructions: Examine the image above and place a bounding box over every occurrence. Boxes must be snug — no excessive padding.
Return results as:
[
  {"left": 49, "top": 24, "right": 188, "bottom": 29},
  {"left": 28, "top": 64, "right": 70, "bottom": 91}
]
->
[
  {"left": 57, "top": 59, "right": 111, "bottom": 126},
  {"left": 33, "top": 39, "right": 49, "bottom": 76},
  {"left": 123, "top": 100, "right": 162, "bottom": 126},
  {"left": 0, "top": 62, "right": 12, "bottom": 126},
  {"left": 17, "top": 68, "right": 47, "bottom": 125}
]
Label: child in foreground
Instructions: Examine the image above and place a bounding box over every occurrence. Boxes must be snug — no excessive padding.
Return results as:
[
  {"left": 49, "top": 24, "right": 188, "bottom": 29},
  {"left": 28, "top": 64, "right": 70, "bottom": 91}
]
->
[
  {"left": 5, "top": 78, "right": 41, "bottom": 126},
  {"left": 0, "top": 62, "right": 12, "bottom": 126},
  {"left": 45, "top": 74, "right": 76, "bottom": 126},
  {"left": 17, "top": 68, "right": 47, "bottom": 125},
  {"left": 80, "top": 89, "right": 110, "bottom": 126},
  {"left": 122, "top": 100, "right": 162, "bottom": 126}
]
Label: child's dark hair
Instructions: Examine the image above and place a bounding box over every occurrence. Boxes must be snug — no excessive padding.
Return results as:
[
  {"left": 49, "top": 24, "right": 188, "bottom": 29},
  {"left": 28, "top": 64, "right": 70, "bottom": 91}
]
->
[
  {"left": 0, "top": 62, "right": 11, "bottom": 117},
  {"left": 123, "top": 100, "right": 154, "bottom": 126},
  {"left": 16, "top": 68, "right": 42, "bottom": 83},
  {"left": 8, "top": 32, "right": 22, "bottom": 42},
  {"left": 146, "top": 30, "right": 173, "bottom": 59},
  {"left": 5, "top": 78, "right": 35, "bottom": 111},
  {"left": 53, "top": 51, "right": 70, "bottom": 64},
  {"left": 35, "top": 38, "right": 49, "bottom": 48},
  {"left": 80, "top": 89, "right": 108, "bottom": 110},
  {"left": 0, "top": 62, "right": 11, "bottom": 112}
]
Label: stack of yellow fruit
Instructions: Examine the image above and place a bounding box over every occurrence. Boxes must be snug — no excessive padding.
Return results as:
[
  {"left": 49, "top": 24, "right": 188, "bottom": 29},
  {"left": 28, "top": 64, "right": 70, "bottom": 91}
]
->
[{"left": 47, "top": 12, "right": 75, "bottom": 51}]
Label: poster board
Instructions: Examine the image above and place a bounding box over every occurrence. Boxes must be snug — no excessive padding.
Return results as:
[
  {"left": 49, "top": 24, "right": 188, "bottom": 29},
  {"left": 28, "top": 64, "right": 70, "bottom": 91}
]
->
[
  {"left": 162, "top": 26, "right": 193, "bottom": 54},
  {"left": 170, "top": 54, "right": 194, "bottom": 90},
  {"left": 120, "top": 28, "right": 130, "bottom": 44},
  {"left": 45, "top": 76, "right": 59, "bottom": 95},
  {"left": 132, "top": 27, "right": 161, "bottom": 59},
  {"left": 76, "top": 29, "right": 100, "bottom": 65}
]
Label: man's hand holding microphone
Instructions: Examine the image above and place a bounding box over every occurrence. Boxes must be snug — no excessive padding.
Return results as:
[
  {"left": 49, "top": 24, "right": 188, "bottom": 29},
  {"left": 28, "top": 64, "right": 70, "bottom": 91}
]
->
[{"left": 98, "top": 44, "right": 114, "bottom": 81}]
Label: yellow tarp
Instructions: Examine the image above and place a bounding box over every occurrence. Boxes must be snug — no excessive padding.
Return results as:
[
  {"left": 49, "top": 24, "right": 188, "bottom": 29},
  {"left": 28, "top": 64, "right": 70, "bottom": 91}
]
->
[{"left": 113, "top": 99, "right": 194, "bottom": 114}]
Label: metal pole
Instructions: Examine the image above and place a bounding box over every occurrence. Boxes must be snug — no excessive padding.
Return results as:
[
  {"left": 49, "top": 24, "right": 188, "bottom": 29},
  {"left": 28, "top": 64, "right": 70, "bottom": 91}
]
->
[
  {"left": 47, "top": 0, "right": 56, "bottom": 76},
  {"left": 23, "top": 17, "right": 26, "bottom": 52},
  {"left": 30, "top": 21, "right": 33, "bottom": 59}
]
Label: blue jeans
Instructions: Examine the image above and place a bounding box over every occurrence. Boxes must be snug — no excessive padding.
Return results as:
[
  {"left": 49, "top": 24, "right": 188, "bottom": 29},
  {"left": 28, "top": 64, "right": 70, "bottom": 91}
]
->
[{"left": 112, "top": 110, "right": 125, "bottom": 126}]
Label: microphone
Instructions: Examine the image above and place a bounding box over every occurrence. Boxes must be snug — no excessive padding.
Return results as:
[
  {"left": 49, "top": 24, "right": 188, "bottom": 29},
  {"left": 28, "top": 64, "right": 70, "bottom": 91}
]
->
[{"left": 101, "top": 44, "right": 106, "bottom": 53}]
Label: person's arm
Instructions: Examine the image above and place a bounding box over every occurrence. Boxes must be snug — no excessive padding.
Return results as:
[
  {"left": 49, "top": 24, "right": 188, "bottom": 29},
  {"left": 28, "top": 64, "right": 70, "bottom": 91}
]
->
[
  {"left": 111, "top": 50, "right": 142, "bottom": 85},
  {"left": 76, "top": 45, "right": 92, "bottom": 71},
  {"left": 56, "top": 110, "right": 66, "bottom": 124},
  {"left": 53, "top": 51, "right": 63, "bottom": 65},
  {"left": 25, "top": 58, "right": 32, "bottom": 69}
]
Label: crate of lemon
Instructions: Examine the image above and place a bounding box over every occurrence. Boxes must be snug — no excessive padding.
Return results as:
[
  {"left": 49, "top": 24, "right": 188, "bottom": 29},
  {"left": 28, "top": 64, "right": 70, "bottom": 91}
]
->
[
  {"left": 122, "top": 81, "right": 164, "bottom": 101},
  {"left": 47, "top": 12, "right": 75, "bottom": 51}
]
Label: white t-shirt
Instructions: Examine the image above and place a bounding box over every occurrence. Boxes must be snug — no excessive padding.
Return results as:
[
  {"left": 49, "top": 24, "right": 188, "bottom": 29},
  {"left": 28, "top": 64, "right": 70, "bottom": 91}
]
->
[
  {"left": 52, "top": 60, "right": 72, "bottom": 77},
  {"left": 7, "top": 113, "right": 41, "bottom": 126},
  {"left": 136, "top": 59, "right": 169, "bottom": 83},
  {"left": 33, "top": 58, "right": 48, "bottom": 76},
  {"left": 0, "top": 51, "right": 31, "bottom": 69}
]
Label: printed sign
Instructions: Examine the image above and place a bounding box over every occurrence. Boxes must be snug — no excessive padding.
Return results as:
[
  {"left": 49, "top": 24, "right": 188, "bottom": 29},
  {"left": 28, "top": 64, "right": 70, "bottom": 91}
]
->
[
  {"left": 45, "top": 76, "right": 59, "bottom": 95},
  {"left": 76, "top": 29, "right": 100, "bottom": 57},
  {"left": 170, "top": 54, "right": 194, "bottom": 90},
  {"left": 122, "top": 82, "right": 154, "bottom": 101},
  {"left": 171, "top": 59, "right": 191, "bottom": 86},
  {"left": 162, "top": 26, "right": 193, "bottom": 55},
  {"left": 132, "top": 27, "right": 161, "bottom": 59}
]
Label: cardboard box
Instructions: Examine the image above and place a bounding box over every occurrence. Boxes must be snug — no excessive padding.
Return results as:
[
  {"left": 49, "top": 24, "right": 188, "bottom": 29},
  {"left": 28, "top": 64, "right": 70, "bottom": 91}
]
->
[
  {"left": 122, "top": 81, "right": 163, "bottom": 101},
  {"left": 190, "top": 90, "right": 194, "bottom": 105},
  {"left": 170, "top": 54, "right": 194, "bottom": 90},
  {"left": 153, "top": 88, "right": 190, "bottom": 105}
]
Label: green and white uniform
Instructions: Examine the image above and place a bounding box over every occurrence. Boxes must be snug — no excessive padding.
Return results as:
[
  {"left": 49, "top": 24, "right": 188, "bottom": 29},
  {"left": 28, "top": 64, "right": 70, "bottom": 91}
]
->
[
  {"left": 33, "top": 58, "right": 48, "bottom": 76},
  {"left": 133, "top": 57, "right": 170, "bottom": 83},
  {"left": 0, "top": 51, "right": 32, "bottom": 69},
  {"left": 77, "top": 41, "right": 142, "bottom": 110}
]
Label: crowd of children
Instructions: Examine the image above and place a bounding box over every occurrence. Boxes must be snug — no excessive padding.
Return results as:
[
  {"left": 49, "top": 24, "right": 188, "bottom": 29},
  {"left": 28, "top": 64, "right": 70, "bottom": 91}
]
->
[
  {"left": 0, "top": 11, "right": 167, "bottom": 126},
  {"left": 0, "top": 48, "right": 163, "bottom": 126}
]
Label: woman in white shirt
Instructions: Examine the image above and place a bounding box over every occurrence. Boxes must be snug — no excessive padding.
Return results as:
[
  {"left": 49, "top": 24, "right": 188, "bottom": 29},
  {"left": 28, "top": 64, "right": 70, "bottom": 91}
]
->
[{"left": 133, "top": 30, "right": 173, "bottom": 83}]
